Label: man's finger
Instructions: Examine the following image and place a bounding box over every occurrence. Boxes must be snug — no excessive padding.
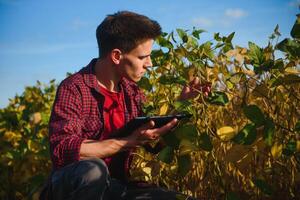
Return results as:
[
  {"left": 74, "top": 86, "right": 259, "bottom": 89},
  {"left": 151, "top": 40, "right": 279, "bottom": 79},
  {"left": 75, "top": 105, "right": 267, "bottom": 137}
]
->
[
  {"left": 154, "top": 118, "right": 178, "bottom": 135},
  {"left": 137, "top": 120, "right": 155, "bottom": 132},
  {"left": 191, "top": 77, "right": 200, "bottom": 86}
]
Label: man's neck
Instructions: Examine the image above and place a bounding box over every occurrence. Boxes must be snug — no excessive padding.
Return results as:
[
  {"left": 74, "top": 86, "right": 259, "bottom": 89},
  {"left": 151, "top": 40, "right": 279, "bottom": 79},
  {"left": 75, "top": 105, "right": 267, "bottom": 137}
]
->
[{"left": 94, "top": 58, "right": 121, "bottom": 92}]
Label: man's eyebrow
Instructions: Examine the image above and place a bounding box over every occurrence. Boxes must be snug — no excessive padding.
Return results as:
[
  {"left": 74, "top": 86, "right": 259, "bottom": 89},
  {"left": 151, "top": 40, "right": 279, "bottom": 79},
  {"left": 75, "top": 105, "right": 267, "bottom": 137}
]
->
[{"left": 138, "top": 54, "right": 151, "bottom": 58}]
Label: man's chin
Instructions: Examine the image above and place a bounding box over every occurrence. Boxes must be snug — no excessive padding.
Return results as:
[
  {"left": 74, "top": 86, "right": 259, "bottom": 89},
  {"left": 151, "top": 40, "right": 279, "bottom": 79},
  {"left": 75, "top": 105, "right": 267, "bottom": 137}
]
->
[
  {"left": 123, "top": 72, "right": 145, "bottom": 82},
  {"left": 124, "top": 76, "right": 141, "bottom": 83},
  {"left": 133, "top": 77, "right": 142, "bottom": 82}
]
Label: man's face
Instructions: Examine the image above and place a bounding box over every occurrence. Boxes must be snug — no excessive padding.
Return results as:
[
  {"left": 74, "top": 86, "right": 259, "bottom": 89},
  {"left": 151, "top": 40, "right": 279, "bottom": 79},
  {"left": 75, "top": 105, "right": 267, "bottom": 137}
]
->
[{"left": 119, "top": 39, "right": 153, "bottom": 82}]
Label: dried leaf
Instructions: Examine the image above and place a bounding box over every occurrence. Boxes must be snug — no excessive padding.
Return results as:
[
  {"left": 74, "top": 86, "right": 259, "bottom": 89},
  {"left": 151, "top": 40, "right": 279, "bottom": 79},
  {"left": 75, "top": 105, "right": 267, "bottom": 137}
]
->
[
  {"left": 217, "top": 126, "right": 236, "bottom": 141},
  {"left": 271, "top": 143, "right": 283, "bottom": 159}
]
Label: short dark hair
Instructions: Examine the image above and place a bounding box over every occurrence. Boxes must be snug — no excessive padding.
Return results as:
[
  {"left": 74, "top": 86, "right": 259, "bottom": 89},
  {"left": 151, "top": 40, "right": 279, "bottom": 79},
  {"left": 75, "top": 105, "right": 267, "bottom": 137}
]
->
[{"left": 96, "top": 11, "right": 162, "bottom": 58}]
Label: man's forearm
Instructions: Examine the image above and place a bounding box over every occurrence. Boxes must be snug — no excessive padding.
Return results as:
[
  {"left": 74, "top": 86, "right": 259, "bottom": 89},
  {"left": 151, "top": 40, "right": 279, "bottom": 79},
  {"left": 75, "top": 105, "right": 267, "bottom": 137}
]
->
[{"left": 79, "top": 138, "right": 135, "bottom": 160}]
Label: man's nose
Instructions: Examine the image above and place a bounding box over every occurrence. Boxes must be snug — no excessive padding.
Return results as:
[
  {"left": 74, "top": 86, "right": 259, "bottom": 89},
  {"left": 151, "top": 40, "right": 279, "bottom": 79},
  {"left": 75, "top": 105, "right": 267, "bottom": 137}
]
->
[{"left": 145, "top": 57, "right": 152, "bottom": 68}]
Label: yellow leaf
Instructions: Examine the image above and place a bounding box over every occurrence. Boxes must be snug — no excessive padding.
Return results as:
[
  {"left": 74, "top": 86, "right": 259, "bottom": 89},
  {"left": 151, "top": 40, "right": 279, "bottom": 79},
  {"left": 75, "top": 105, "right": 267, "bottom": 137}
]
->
[
  {"left": 3, "top": 131, "right": 15, "bottom": 141},
  {"left": 140, "top": 162, "right": 147, "bottom": 168},
  {"left": 217, "top": 126, "right": 236, "bottom": 141},
  {"left": 18, "top": 105, "right": 26, "bottom": 112},
  {"left": 30, "top": 112, "right": 42, "bottom": 124},
  {"left": 188, "top": 67, "right": 196, "bottom": 81},
  {"left": 242, "top": 68, "right": 255, "bottom": 76},
  {"left": 297, "top": 141, "right": 300, "bottom": 152},
  {"left": 240, "top": 48, "right": 248, "bottom": 54},
  {"left": 142, "top": 167, "right": 152, "bottom": 175},
  {"left": 226, "top": 80, "right": 234, "bottom": 89},
  {"left": 4, "top": 131, "right": 22, "bottom": 143},
  {"left": 249, "top": 179, "right": 255, "bottom": 188},
  {"left": 285, "top": 67, "right": 300, "bottom": 75},
  {"left": 235, "top": 54, "right": 244, "bottom": 64},
  {"left": 207, "top": 65, "right": 219, "bottom": 80},
  {"left": 225, "top": 49, "right": 237, "bottom": 57},
  {"left": 27, "top": 139, "right": 40, "bottom": 153},
  {"left": 159, "top": 103, "right": 169, "bottom": 115},
  {"left": 271, "top": 143, "right": 282, "bottom": 159}
]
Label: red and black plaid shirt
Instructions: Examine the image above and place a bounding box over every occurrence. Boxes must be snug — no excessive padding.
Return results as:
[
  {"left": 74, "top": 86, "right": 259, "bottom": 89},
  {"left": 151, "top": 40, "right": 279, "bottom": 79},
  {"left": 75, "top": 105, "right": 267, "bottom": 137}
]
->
[{"left": 49, "top": 58, "right": 145, "bottom": 180}]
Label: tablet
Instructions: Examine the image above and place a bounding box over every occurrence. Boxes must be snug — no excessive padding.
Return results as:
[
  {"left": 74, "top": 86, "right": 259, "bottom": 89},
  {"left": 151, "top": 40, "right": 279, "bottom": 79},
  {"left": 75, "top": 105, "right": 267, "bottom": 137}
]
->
[{"left": 111, "top": 113, "right": 192, "bottom": 137}]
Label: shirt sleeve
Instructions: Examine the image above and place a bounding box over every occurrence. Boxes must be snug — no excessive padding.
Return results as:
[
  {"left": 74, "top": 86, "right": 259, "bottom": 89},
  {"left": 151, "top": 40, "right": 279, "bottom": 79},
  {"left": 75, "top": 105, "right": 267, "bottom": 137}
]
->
[{"left": 49, "top": 83, "right": 85, "bottom": 169}]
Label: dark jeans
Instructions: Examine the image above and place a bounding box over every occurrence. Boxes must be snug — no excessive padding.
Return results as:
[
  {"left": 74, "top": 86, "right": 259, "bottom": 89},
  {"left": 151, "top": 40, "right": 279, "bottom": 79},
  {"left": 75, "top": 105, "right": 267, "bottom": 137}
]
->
[{"left": 40, "top": 158, "right": 197, "bottom": 200}]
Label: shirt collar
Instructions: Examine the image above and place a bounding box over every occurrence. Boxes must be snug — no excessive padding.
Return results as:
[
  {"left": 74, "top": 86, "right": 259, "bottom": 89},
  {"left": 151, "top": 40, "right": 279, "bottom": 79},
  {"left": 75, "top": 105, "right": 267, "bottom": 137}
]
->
[
  {"left": 82, "top": 58, "right": 99, "bottom": 90},
  {"left": 82, "top": 58, "right": 139, "bottom": 95}
]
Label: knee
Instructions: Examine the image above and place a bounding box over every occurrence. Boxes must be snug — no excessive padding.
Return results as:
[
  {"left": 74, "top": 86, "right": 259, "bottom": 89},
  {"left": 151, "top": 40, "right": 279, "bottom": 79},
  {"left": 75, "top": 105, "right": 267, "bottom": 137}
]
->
[{"left": 72, "top": 158, "right": 109, "bottom": 186}]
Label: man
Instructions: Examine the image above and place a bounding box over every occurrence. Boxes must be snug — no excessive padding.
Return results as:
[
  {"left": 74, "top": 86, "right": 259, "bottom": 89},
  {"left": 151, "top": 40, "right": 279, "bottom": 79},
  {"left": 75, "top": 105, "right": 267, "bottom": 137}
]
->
[{"left": 44, "top": 11, "right": 207, "bottom": 200}]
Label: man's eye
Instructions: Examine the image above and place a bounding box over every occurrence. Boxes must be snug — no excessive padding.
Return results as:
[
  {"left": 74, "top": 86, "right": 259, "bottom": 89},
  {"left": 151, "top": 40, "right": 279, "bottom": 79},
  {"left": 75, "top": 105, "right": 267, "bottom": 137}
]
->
[{"left": 138, "top": 55, "right": 150, "bottom": 60}]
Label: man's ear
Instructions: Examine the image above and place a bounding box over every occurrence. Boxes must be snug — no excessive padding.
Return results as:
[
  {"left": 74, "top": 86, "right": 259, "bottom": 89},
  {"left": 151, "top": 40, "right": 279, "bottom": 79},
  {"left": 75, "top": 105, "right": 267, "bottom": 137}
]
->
[{"left": 110, "top": 49, "right": 122, "bottom": 65}]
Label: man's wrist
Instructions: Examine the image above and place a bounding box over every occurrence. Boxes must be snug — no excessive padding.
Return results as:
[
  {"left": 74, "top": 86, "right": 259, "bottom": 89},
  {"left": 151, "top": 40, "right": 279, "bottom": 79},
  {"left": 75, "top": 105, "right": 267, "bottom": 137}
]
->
[{"left": 115, "top": 137, "right": 136, "bottom": 151}]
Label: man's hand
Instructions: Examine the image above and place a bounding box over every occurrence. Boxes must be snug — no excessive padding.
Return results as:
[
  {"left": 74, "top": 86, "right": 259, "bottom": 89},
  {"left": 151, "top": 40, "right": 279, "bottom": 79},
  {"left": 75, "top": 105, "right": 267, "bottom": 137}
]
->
[
  {"left": 125, "top": 118, "right": 178, "bottom": 147},
  {"left": 179, "top": 77, "right": 211, "bottom": 101}
]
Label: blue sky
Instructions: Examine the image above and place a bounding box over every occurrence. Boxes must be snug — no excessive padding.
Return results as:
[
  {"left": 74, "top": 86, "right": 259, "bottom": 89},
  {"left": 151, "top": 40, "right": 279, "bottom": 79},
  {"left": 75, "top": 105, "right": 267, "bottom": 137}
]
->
[{"left": 0, "top": 0, "right": 299, "bottom": 108}]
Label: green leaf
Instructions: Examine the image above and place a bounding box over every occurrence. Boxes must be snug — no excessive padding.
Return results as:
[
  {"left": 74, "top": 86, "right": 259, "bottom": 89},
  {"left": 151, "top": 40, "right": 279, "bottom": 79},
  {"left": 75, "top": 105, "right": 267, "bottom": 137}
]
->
[
  {"left": 41, "top": 112, "right": 49, "bottom": 125},
  {"left": 162, "top": 131, "right": 180, "bottom": 149},
  {"left": 179, "top": 139, "right": 198, "bottom": 156},
  {"left": 202, "top": 41, "right": 214, "bottom": 59},
  {"left": 295, "top": 121, "right": 300, "bottom": 133},
  {"left": 226, "top": 192, "right": 240, "bottom": 200},
  {"left": 186, "top": 36, "right": 198, "bottom": 48},
  {"left": 174, "top": 124, "right": 198, "bottom": 141},
  {"left": 198, "top": 132, "right": 213, "bottom": 151},
  {"left": 192, "top": 28, "right": 205, "bottom": 39},
  {"left": 243, "top": 105, "right": 265, "bottom": 126},
  {"left": 156, "top": 36, "right": 173, "bottom": 49},
  {"left": 253, "top": 178, "right": 273, "bottom": 196},
  {"left": 158, "top": 75, "right": 186, "bottom": 85},
  {"left": 207, "top": 91, "right": 229, "bottom": 106},
  {"left": 215, "top": 42, "right": 225, "bottom": 49},
  {"left": 223, "top": 43, "right": 233, "bottom": 53},
  {"left": 176, "top": 28, "right": 188, "bottom": 43},
  {"left": 225, "top": 32, "right": 235, "bottom": 43},
  {"left": 276, "top": 38, "right": 300, "bottom": 58},
  {"left": 248, "top": 42, "right": 265, "bottom": 67},
  {"left": 263, "top": 118, "right": 275, "bottom": 146},
  {"left": 138, "top": 77, "right": 152, "bottom": 91},
  {"left": 151, "top": 49, "right": 164, "bottom": 58},
  {"left": 214, "top": 32, "right": 222, "bottom": 41},
  {"left": 253, "top": 59, "right": 274, "bottom": 74},
  {"left": 269, "top": 33, "right": 276, "bottom": 40},
  {"left": 173, "top": 100, "right": 192, "bottom": 112},
  {"left": 232, "top": 123, "right": 257, "bottom": 145},
  {"left": 158, "top": 146, "right": 174, "bottom": 164},
  {"left": 282, "top": 140, "right": 297, "bottom": 156},
  {"left": 142, "top": 103, "right": 155, "bottom": 115},
  {"left": 274, "top": 24, "right": 281, "bottom": 36},
  {"left": 28, "top": 174, "right": 46, "bottom": 190},
  {"left": 175, "top": 194, "right": 190, "bottom": 200},
  {"left": 5, "top": 152, "right": 14, "bottom": 159},
  {"left": 273, "top": 58, "right": 284, "bottom": 70},
  {"left": 291, "top": 14, "right": 300, "bottom": 39},
  {"left": 178, "top": 154, "right": 192, "bottom": 176}
]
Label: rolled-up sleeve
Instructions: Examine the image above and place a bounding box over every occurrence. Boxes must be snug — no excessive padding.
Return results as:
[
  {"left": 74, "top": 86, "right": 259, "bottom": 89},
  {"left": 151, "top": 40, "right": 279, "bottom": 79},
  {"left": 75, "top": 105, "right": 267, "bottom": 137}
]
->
[{"left": 49, "top": 83, "right": 84, "bottom": 169}]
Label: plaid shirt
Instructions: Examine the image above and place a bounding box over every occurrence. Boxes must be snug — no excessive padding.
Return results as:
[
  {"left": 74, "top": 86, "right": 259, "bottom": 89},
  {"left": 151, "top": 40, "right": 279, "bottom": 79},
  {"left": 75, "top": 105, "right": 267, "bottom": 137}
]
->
[{"left": 49, "top": 58, "right": 145, "bottom": 180}]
